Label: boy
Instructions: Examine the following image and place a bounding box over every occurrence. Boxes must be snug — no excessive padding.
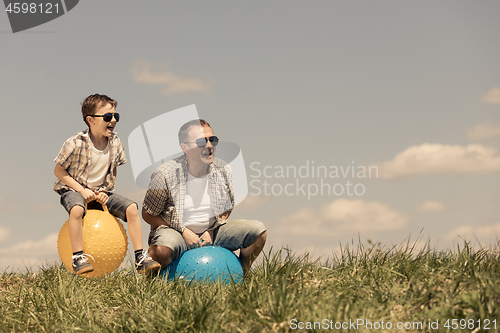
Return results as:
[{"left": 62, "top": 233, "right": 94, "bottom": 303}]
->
[{"left": 53, "top": 94, "right": 160, "bottom": 275}]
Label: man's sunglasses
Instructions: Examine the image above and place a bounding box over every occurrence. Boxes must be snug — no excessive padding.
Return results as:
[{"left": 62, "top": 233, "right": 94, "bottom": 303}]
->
[
  {"left": 184, "top": 136, "right": 219, "bottom": 148},
  {"left": 89, "top": 113, "right": 120, "bottom": 122}
]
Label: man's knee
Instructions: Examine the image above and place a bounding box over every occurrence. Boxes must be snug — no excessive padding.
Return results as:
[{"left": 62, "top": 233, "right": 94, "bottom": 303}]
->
[
  {"left": 239, "top": 220, "right": 267, "bottom": 248},
  {"left": 149, "top": 245, "right": 172, "bottom": 262},
  {"left": 248, "top": 230, "right": 267, "bottom": 248},
  {"left": 257, "top": 230, "right": 267, "bottom": 243},
  {"left": 248, "top": 220, "right": 266, "bottom": 234}
]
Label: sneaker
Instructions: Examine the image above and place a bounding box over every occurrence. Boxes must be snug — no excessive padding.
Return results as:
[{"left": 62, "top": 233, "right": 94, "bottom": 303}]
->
[
  {"left": 72, "top": 253, "right": 94, "bottom": 275},
  {"left": 136, "top": 251, "right": 161, "bottom": 275}
]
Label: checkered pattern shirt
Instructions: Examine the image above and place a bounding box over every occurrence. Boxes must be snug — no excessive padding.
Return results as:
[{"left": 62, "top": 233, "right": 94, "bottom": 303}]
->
[
  {"left": 53, "top": 129, "right": 126, "bottom": 193},
  {"left": 143, "top": 155, "right": 234, "bottom": 234}
]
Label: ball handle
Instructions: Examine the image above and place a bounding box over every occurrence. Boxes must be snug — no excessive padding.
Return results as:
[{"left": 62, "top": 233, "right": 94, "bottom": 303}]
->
[{"left": 84, "top": 202, "right": 110, "bottom": 214}]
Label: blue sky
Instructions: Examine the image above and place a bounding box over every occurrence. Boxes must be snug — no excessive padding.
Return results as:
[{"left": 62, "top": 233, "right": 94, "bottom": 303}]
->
[{"left": 1, "top": 1, "right": 499, "bottom": 271}]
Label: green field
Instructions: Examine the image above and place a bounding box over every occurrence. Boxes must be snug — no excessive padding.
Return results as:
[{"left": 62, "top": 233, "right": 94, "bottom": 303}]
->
[{"left": 1, "top": 241, "right": 499, "bottom": 332}]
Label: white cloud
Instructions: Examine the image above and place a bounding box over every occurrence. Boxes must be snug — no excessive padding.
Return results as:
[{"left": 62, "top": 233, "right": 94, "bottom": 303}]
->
[
  {"left": 0, "top": 233, "right": 58, "bottom": 256},
  {"left": 0, "top": 233, "right": 59, "bottom": 271},
  {"left": 416, "top": 201, "right": 447, "bottom": 212},
  {"left": 320, "top": 199, "right": 410, "bottom": 231},
  {"left": 480, "top": 88, "right": 500, "bottom": 104},
  {"left": 131, "top": 59, "right": 214, "bottom": 95},
  {"left": 0, "top": 225, "right": 11, "bottom": 242},
  {"left": 375, "top": 143, "right": 500, "bottom": 179},
  {"left": 467, "top": 121, "right": 500, "bottom": 141},
  {"left": 236, "top": 195, "right": 271, "bottom": 211},
  {"left": 443, "top": 223, "right": 500, "bottom": 247},
  {"left": 272, "top": 199, "right": 409, "bottom": 239},
  {"left": 267, "top": 200, "right": 409, "bottom": 261}
]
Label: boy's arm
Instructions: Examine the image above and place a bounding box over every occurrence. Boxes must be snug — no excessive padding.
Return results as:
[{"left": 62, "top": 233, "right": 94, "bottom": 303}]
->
[{"left": 54, "top": 164, "right": 96, "bottom": 203}]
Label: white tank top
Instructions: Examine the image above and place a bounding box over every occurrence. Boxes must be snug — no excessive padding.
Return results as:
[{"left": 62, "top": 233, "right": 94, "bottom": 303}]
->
[
  {"left": 182, "top": 172, "right": 216, "bottom": 234},
  {"left": 87, "top": 142, "right": 111, "bottom": 190}
]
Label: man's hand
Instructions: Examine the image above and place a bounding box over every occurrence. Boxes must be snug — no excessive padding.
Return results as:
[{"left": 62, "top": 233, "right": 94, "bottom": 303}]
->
[
  {"left": 221, "top": 210, "right": 231, "bottom": 221},
  {"left": 94, "top": 191, "right": 109, "bottom": 205},
  {"left": 200, "top": 230, "right": 214, "bottom": 246},
  {"left": 182, "top": 228, "right": 202, "bottom": 249},
  {"left": 79, "top": 188, "right": 96, "bottom": 203}
]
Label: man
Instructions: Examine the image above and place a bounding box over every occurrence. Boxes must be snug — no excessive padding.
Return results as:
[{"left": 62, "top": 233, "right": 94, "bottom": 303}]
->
[{"left": 142, "top": 119, "right": 267, "bottom": 276}]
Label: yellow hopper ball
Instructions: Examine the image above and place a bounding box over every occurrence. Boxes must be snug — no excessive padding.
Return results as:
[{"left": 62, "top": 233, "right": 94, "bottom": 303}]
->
[{"left": 57, "top": 204, "right": 128, "bottom": 277}]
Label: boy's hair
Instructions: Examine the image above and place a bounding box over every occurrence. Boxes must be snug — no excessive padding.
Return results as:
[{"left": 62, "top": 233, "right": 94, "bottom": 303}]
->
[
  {"left": 178, "top": 119, "right": 211, "bottom": 144},
  {"left": 81, "top": 94, "right": 117, "bottom": 127}
]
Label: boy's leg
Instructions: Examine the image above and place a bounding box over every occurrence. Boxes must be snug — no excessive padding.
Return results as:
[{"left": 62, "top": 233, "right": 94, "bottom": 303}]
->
[
  {"left": 213, "top": 219, "right": 267, "bottom": 276},
  {"left": 106, "top": 193, "right": 161, "bottom": 273},
  {"left": 105, "top": 194, "right": 142, "bottom": 248},
  {"left": 60, "top": 191, "right": 87, "bottom": 253},
  {"left": 125, "top": 204, "right": 143, "bottom": 251},
  {"left": 68, "top": 205, "right": 85, "bottom": 252},
  {"left": 59, "top": 191, "right": 93, "bottom": 274}
]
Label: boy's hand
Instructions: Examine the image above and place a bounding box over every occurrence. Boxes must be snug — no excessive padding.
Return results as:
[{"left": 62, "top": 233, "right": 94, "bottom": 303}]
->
[
  {"left": 79, "top": 188, "right": 96, "bottom": 203},
  {"left": 182, "top": 228, "right": 202, "bottom": 250},
  {"left": 200, "top": 230, "right": 214, "bottom": 246},
  {"left": 94, "top": 191, "right": 109, "bottom": 205}
]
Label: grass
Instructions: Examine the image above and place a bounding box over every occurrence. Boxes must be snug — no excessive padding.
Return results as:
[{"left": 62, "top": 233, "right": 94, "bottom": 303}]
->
[{"left": 1, "top": 240, "right": 500, "bottom": 332}]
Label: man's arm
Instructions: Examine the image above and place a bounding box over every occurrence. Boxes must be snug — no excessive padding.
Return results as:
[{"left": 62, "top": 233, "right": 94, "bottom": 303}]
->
[
  {"left": 142, "top": 206, "right": 204, "bottom": 248},
  {"left": 142, "top": 207, "right": 169, "bottom": 228}
]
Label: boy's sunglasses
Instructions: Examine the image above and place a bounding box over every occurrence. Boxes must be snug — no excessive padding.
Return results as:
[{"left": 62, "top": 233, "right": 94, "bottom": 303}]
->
[
  {"left": 89, "top": 113, "right": 120, "bottom": 122},
  {"left": 184, "top": 136, "right": 219, "bottom": 148}
]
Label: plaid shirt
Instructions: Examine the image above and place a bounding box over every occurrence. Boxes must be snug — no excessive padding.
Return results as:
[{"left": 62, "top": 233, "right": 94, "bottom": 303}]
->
[
  {"left": 53, "top": 129, "right": 126, "bottom": 193},
  {"left": 143, "top": 155, "right": 234, "bottom": 234}
]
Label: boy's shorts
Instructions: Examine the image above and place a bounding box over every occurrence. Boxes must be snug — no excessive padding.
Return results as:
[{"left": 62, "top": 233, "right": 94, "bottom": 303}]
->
[
  {"left": 148, "top": 219, "right": 267, "bottom": 261},
  {"left": 58, "top": 190, "right": 136, "bottom": 222}
]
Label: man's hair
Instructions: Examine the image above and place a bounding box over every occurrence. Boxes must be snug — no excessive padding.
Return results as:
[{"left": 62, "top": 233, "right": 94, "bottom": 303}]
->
[
  {"left": 178, "top": 119, "right": 212, "bottom": 144},
  {"left": 81, "top": 94, "right": 117, "bottom": 127}
]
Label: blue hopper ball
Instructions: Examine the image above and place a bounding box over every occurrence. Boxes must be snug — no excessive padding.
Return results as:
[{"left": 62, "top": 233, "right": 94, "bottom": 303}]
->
[{"left": 160, "top": 246, "right": 243, "bottom": 284}]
